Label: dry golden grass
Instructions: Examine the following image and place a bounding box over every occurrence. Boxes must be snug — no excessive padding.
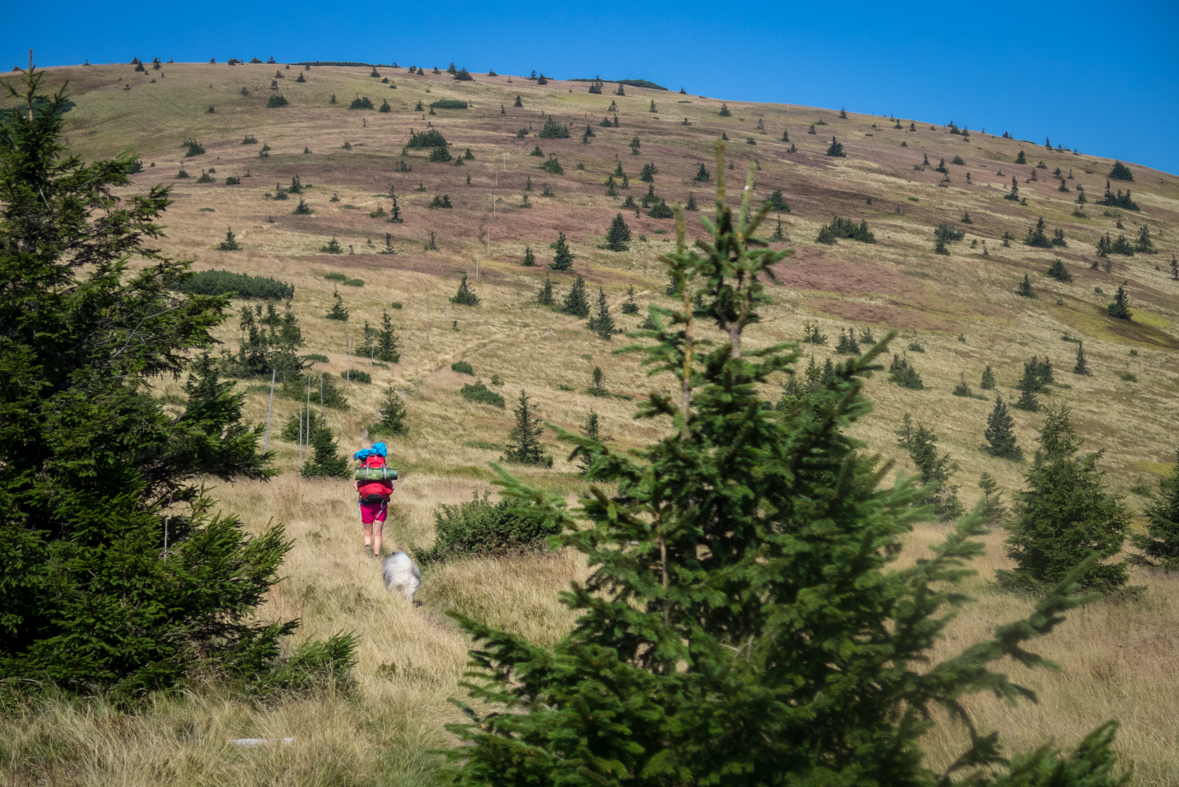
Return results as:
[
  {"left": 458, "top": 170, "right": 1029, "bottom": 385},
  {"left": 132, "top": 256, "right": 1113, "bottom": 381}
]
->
[{"left": 2, "top": 62, "right": 1178, "bottom": 784}]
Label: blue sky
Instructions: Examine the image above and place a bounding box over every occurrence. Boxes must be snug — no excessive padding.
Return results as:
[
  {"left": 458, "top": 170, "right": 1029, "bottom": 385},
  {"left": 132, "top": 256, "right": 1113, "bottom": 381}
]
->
[{"left": 6, "top": 0, "right": 1177, "bottom": 174}]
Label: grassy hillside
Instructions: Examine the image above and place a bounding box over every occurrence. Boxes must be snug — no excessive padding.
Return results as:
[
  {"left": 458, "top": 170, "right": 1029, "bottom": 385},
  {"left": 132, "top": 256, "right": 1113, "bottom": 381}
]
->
[{"left": 3, "top": 60, "right": 1178, "bottom": 785}]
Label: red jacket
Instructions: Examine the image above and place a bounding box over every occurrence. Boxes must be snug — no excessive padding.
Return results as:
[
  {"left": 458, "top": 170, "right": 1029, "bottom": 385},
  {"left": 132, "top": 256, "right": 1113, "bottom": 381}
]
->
[{"left": 358, "top": 455, "right": 394, "bottom": 499}]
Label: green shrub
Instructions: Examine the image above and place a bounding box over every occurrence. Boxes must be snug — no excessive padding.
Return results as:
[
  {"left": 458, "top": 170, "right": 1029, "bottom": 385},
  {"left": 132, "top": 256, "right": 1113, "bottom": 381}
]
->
[
  {"left": 647, "top": 199, "right": 673, "bottom": 219},
  {"left": 1047, "top": 258, "right": 1072, "bottom": 282},
  {"left": 429, "top": 146, "right": 453, "bottom": 162},
  {"left": 1108, "top": 160, "right": 1133, "bottom": 181},
  {"left": 888, "top": 353, "right": 924, "bottom": 389},
  {"left": 341, "top": 369, "right": 371, "bottom": 384},
  {"left": 406, "top": 128, "right": 448, "bottom": 148},
  {"left": 171, "top": 269, "right": 293, "bottom": 300},
  {"left": 540, "top": 157, "right": 564, "bottom": 175},
  {"left": 430, "top": 99, "right": 469, "bottom": 109},
  {"left": 461, "top": 380, "right": 506, "bottom": 408},
  {"left": 451, "top": 360, "right": 475, "bottom": 375},
  {"left": 348, "top": 95, "right": 374, "bottom": 110},
  {"left": 344, "top": 278, "right": 364, "bottom": 287},
  {"left": 181, "top": 138, "right": 205, "bottom": 156},
  {"left": 414, "top": 493, "right": 557, "bottom": 566},
  {"left": 324, "top": 272, "right": 346, "bottom": 282},
  {"left": 816, "top": 216, "right": 874, "bottom": 243},
  {"left": 266, "top": 94, "right": 289, "bottom": 108},
  {"left": 538, "top": 118, "right": 570, "bottom": 139}
]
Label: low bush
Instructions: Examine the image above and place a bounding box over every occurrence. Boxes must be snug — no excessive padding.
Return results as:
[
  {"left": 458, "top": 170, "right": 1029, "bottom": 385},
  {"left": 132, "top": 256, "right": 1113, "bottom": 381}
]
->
[
  {"left": 406, "top": 128, "right": 448, "bottom": 148},
  {"left": 341, "top": 369, "right": 372, "bottom": 384},
  {"left": 348, "top": 96, "right": 374, "bottom": 110},
  {"left": 171, "top": 269, "right": 293, "bottom": 300},
  {"left": 451, "top": 360, "right": 475, "bottom": 375},
  {"left": 430, "top": 99, "right": 468, "bottom": 109},
  {"left": 461, "top": 380, "right": 505, "bottom": 408},
  {"left": 266, "top": 95, "right": 289, "bottom": 108},
  {"left": 413, "top": 493, "right": 558, "bottom": 566}
]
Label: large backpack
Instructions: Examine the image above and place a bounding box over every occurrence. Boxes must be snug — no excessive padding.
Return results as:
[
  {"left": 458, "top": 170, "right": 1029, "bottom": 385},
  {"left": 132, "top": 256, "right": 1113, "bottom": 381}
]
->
[{"left": 358, "top": 454, "right": 393, "bottom": 503}]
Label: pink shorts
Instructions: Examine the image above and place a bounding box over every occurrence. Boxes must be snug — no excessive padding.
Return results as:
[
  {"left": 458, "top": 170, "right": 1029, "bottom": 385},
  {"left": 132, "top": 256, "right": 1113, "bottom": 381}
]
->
[{"left": 359, "top": 499, "right": 388, "bottom": 524}]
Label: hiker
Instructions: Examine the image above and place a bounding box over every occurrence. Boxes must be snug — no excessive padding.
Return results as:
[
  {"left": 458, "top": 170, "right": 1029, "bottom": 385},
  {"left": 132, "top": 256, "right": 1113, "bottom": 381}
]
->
[{"left": 354, "top": 442, "right": 394, "bottom": 557}]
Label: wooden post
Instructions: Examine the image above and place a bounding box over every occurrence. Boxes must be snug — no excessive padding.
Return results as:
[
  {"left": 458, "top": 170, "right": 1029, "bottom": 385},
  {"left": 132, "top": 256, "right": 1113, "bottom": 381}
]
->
[
  {"left": 263, "top": 370, "right": 275, "bottom": 453},
  {"left": 298, "top": 403, "right": 304, "bottom": 470}
]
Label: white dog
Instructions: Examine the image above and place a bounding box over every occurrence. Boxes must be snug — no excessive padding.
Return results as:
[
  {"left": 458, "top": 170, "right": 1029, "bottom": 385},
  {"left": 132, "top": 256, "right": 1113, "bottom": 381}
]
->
[{"left": 382, "top": 551, "right": 421, "bottom": 602}]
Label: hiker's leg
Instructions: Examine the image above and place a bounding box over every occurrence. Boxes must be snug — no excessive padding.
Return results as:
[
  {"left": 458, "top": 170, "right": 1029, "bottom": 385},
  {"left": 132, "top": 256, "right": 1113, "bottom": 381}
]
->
[
  {"left": 372, "top": 501, "right": 387, "bottom": 555},
  {"left": 360, "top": 501, "right": 375, "bottom": 547}
]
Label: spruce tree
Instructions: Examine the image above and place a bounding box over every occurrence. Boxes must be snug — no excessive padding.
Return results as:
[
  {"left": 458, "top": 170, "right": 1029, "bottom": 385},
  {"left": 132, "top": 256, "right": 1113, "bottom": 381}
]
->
[
  {"left": 1107, "top": 286, "right": 1132, "bottom": 319},
  {"left": 590, "top": 366, "right": 606, "bottom": 395},
  {"left": 501, "top": 390, "right": 552, "bottom": 466},
  {"left": 219, "top": 226, "right": 242, "bottom": 250},
  {"left": 376, "top": 310, "right": 400, "bottom": 362},
  {"left": 588, "top": 287, "right": 615, "bottom": 339},
  {"left": 537, "top": 275, "right": 554, "bottom": 306},
  {"left": 0, "top": 69, "right": 354, "bottom": 695},
  {"left": 1129, "top": 446, "right": 1179, "bottom": 570},
  {"left": 1046, "top": 258, "right": 1072, "bottom": 282},
  {"left": 561, "top": 274, "right": 590, "bottom": 317},
  {"left": 1014, "top": 363, "right": 1040, "bottom": 412},
  {"left": 983, "top": 396, "right": 1022, "bottom": 460},
  {"left": 980, "top": 365, "right": 996, "bottom": 390},
  {"left": 549, "top": 231, "right": 575, "bottom": 270},
  {"left": 325, "top": 286, "right": 349, "bottom": 320},
  {"left": 1170, "top": 255, "right": 1178, "bottom": 280},
  {"left": 577, "top": 411, "right": 601, "bottom": 476},
  {"left": 896, "top": 416, "right": 965, "bottom": 520},
  {"left": 302, "top": 426, "right": 351, "bottom": 478},
  {"left": 1016, "top": 274, "right": 1035, "bottom": 298},
  {"left": 997, "top": 406, "right": 1130, "bottom": 592},
  {"left": 371, "top": 382, "right": 408, "bottom": 436},
  {"left": 451, "top": 272, "right": 480, "bottom": 306},
  {"left": 825, "top": 136, "right": 846, "bottom": 157},
  {"left": 522, "top": 246, "right": 536, "bottom": 266},
  {"left": 978, "top": 472, "right": 1009, "bottom": 525},
  {"left": 1073, "top": 341, "right": 1090, "bottom": 376},
  {"left": 621, "top": 285, "right": 639, "bottom": 314},
  {"left": 442, "top": 163, "right": 1122, "bottom": 783},
  {"left": 605, "top": 213, "right": 631, "bottom": 251}
]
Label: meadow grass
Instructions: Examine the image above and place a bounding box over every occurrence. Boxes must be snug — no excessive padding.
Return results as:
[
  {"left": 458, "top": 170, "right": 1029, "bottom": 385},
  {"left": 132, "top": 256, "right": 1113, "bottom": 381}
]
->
[{"left": 2, "top": 61, "right": 1178, "bottom": 784}]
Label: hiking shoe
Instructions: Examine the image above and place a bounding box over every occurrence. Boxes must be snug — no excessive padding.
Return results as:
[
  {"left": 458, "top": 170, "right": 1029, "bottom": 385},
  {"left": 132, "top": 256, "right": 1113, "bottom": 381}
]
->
[{"left": 364, "top": 544, "right": 374, "bottom": 557}]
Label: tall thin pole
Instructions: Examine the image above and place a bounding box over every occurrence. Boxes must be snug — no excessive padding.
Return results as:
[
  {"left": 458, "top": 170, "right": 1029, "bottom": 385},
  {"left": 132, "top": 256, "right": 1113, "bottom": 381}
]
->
[
  {"left": 305, "top": 374, "right": 311, "bottom": 457},
  {"left": 487, "top": 229, "right": 490, "bottom": 254},
  {"left": 476, "top": 257, "right": 480, "bottom": 280},
  {"left": 502, "top": 152, "right": 506, "bottom": 171},
  {"left": 318, "top": 370, "right": 323, "bottom": 415},
  {"left": 263, "top": 370, "right": 275, "bottom": 453},
  {"left": 298, "top": 403, "right": 304, "bottom": 470},
  {"left": 346, "top": 334, "right": 352, "bottom": 382}
]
